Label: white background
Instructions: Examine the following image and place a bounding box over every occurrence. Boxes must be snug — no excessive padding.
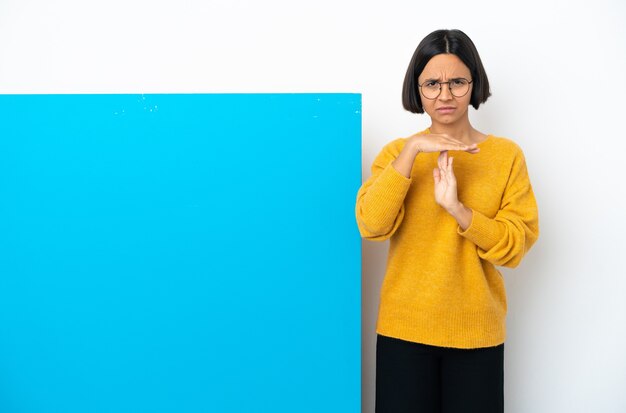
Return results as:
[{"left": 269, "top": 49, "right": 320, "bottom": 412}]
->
[{"left": 2, "top": 1, "right": 625, "bottom": 411}]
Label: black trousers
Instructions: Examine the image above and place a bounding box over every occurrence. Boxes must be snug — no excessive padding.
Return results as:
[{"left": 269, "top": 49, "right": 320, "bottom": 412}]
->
[{"left": 375, "top": 334, "right": 504, "bottom": 413}]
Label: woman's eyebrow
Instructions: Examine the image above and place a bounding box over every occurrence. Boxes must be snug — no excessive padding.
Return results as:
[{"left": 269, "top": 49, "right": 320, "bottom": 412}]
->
[{"left": 422, "top": 75, "right": 467, "bottom": 81}]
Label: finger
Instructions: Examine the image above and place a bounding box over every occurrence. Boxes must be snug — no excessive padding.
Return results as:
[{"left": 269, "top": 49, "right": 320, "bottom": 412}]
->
[
  {"left": 440, "top": 136, "right": 477, "bottom": 149},
  {"left": 441, "top": 143, "right": 474, "bottom": 152},
  {"left": 433, "top": 167, "right": 440, "bottom": 184},
  {"left": 458, "top": 143, "right": 478, "bottom": 151},
  {"left": 443, "top": 155, "right": 451, "bottom": 178},
  {"left": 438, "top": 151, "right": 446, "bottom": 170}
]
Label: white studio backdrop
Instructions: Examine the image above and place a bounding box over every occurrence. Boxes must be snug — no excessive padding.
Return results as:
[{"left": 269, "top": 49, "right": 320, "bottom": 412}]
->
[{"left": 1, "top": 0, "right": 625, "bottom": 411}]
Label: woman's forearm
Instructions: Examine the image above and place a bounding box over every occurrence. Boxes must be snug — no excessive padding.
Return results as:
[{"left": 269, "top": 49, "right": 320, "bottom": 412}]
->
[{"left": 391, "top": 141, "right": 421, "bottom": 178}]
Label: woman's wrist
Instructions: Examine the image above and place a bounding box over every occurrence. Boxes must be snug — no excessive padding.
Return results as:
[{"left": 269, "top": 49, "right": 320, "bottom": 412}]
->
[
  {"left": 392, "top": 141, "right": 422, "bottom": 178},
  {"left": 407, "top": 139, "right": 422, "bottom": 155},
  {"left": 446, "top": 202, "right": 473, "bottom": 230}
]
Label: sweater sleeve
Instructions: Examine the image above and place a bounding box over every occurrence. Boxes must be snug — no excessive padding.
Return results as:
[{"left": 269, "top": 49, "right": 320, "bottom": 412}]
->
[
  {"left": 457, "top": 147, "right": 539, "bottom": 268},
  {"left": 355, "top": 139, "right": 412, "bottom": 241}
]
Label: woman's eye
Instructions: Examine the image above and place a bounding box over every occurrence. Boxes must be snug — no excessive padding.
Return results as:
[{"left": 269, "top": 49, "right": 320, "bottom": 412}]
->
[
  {"left": 452, "top": 79, "right": 466, "bottom": 86},
  {"left": 424, "top": 81, "right": 438, "bottom": 87}
]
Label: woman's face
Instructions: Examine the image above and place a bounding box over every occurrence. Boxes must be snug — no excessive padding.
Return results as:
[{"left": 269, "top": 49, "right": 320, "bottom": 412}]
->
[{"left": 417, "top": 53, "right": 473, "bottom": 125}]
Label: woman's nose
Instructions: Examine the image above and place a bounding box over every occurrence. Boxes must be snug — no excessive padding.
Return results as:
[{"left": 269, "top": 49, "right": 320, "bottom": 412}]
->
[{"left": 438, "top": 83, "right": 453, "bottom": 100}]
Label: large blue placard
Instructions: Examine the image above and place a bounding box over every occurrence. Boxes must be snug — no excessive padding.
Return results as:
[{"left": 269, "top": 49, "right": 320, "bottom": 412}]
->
[{"left": 0, "top": 94, "right": 361, "bottom": 413}]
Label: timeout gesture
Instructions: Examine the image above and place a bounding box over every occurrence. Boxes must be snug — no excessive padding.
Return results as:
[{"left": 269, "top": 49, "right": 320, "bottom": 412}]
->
[{"left": 391, "top": 132, "right": 480, "bottom": 179}]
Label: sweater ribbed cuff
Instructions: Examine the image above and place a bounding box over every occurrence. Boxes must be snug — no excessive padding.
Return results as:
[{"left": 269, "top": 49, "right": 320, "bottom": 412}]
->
[
  {"left": 457, "top": 208, "right": 504, "bottom": 252},
  {"left": 364, "top": 162, "right": 412, "bottom": 220},
  {"left": 380, "top": 162, "right": 412, "bottom": 189}
]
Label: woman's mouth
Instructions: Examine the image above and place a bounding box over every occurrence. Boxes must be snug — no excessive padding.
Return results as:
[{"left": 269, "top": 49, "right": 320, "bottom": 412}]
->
[{"left": 436, "top": 107, "right": 456, "bottom": 114}]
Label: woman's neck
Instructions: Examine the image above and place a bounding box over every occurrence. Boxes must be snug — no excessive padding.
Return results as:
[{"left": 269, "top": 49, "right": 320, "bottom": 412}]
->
[{"left": 429, "top": 119, "right": 483, "bottom": 145}]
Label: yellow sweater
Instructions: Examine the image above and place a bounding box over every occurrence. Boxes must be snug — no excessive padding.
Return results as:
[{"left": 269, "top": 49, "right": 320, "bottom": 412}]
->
[{"left": 355, "top": 129, "right": 539, "bottom": 349}]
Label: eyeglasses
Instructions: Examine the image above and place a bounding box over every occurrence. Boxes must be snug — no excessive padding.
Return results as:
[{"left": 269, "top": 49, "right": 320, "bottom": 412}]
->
[{"left": 418, "top": 78, "right": 473, "bottom": 100}]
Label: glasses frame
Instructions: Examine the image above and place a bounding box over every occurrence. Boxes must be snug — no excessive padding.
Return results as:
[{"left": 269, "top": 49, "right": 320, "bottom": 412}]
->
[{"left": 417, "top": 78, "right": 474, "bottom": 100}]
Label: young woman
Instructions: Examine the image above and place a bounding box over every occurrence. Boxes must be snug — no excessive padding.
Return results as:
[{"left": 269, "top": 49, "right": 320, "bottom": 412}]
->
[{"left": 355, "top": 29, "right": 539, "bottom": 413}]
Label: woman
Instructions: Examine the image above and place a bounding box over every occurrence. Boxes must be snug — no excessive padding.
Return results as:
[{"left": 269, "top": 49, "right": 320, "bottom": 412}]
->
[{"left": 355, "top": 29, "right": 539, "bottom": 413}]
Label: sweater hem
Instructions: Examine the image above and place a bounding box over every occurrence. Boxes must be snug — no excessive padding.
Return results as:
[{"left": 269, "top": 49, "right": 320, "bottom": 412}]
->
[{"left": 375, "top": 306, "right": 506, "bottom": 349}]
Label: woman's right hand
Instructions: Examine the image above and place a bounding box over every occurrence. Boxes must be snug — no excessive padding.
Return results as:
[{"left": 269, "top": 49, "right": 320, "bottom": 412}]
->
[
  {"left": 391, "top": 132, "right": 480, "bottom": 178},
  {"left": 407, "top": 132, "right": 480, "bottom": 154}
]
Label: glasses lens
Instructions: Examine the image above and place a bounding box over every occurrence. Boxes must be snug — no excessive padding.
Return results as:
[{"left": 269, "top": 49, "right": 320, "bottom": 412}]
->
[
  {"left": 420, "top": 81, "right": 440, "bottom": 100},
  {"left": 450, "top": 79, "right": 470, "bottom": 98}
]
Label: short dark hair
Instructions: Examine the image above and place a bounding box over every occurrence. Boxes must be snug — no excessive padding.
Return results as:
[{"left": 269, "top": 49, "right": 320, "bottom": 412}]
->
[{"left": 402, "top": 29, "right": 491, "bottom": 114}]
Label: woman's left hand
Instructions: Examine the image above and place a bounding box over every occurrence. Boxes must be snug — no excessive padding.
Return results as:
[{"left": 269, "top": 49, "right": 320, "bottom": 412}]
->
[{"left": 433, "top": 151, "right": 460, "bottom": 212}]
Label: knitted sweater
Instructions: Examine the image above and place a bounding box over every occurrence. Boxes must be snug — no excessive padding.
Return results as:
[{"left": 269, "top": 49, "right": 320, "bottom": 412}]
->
[{"left": 355, "top": 129, "right": 539, "bottom": 349}]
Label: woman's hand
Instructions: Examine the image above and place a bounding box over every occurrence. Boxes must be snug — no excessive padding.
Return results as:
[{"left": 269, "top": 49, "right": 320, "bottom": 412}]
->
[
  {"left": 433, "top": 150, "right": 460, "bottom": 211},
  {"left": 406, "top": 132, "right": 480, "bottom": 154},
  {"left": 433, "top": 150, "right": 473, "bottom": 230}
]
